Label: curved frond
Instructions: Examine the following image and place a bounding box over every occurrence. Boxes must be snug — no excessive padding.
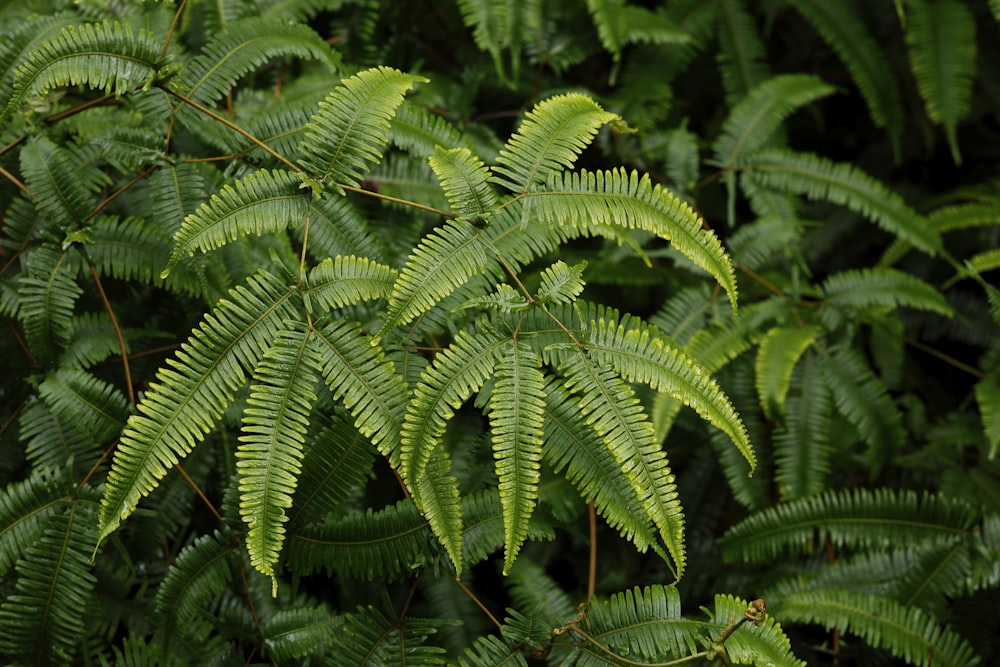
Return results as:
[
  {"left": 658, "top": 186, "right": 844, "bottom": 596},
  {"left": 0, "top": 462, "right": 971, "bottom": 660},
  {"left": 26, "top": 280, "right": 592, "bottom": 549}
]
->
[
  {"left": 709, "top": 595, "right": 806, "bottom": 667},
  {"left": 716, "top": 0, "right": 770, "bottom": 102},
  {"left": 454, "top": 634, "right": 527, "bottom": 667},
  {"left": 560, "top": 352, "right": 685, "bottom": 577},
  {"left": 536, "top": 260, "right": 587, "bottom": 305},
  {"left": 2, "top": 20, "right": 163, "bottom": 120},
  {"left": 777, "top": 589, "right": 979, "bottom": 667},
  {"left": 98, "top": 270, "right": 300, "bottom": 542},
  {"left": 162, "top": 169, "right": 308, "bottom": 277},
  {"left": 333, "top": 605, "right": 447, "bottom": 666},
  {"left": 491, "top": 93, "right": 621, "bottom": 194},
  {"left": 16, "top": 245, "right": 82, "bottom": 362},
  {"left": 298, "top": 66, "right": 426, "bottom": 188},
  {"left": 741, "top": 148, "right": 941, "bottom": 254},
  {"left": 177, "top": 17, "right": 338, "bottom": 108},
  {"left": 37, "top": 368, "right": 129, "bottom": 444},
  {"left": 773, "top": 352, "right": 832, "bottom": 501},
  {"left": 303, "top": 254, "right": 396, "bottom": 315},
  {"left": 718, "top": 488, "right": 979, "bottom": 562},
  {"left": 532, "top": 168, "right": 739, "bottom": 311},
  {"left": 754, "top": 323, "right": 821, "bottom": 421},
  {"left": 788, "top": 0, "right": 904, "bottom": 151},
  {"left": 821, "top": 267, "right": 954, "bottom": 318},
  {"left": 905, "top": 0, "right": 976, "bottom": 164},
  {"left": 429, "top": 146, "right": 499, "bottom": 222},
  {"left": 305, "top": 192, "right": 387, "bottom": 262},
  {"left": 237, "top": 323, "right": 321, "bottom": 589},
  {"left": 488, "top": 341, "right": 545, "bottom": 573},
  {"left": 262, "top": 606, "right": 342, "bottom": 661},
  {"left": 713, "top": 74, "right": 836, "bottom": 168},
  {"left": 0, "top": 12, "right": 79, "bottom": 111},
  {"left": 153, "top": 530, "right": 239, "bottom": 635},
  {"left": 0, "top": 472, "right": 72, "bottom": 576},
  {"left": 586, "top": 0, "right": 689, "bottom": 60},
  {"left": 20, "top": 135, "right": 95, "bottom": 225},
  {"left": 390, "top": 101, "right": 471, "bottom": 158},
  {"left": 382, "top": 219, "right": 489, "bottom": 334}
]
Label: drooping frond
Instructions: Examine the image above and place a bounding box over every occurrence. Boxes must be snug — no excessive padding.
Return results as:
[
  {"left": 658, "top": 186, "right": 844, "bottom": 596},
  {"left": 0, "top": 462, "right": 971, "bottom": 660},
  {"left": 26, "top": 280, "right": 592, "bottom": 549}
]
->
[
  {"left": 773, "top": 352, "right": 832, "bottom": 501},
  {"left": 16, "top": 244, "right": 82, "bottom": 363},
  {"left": 20, "top": 135, "right": 96, "bottom": 225},
  {"left": 162, "top": 169, "right": 308, "bottom": 277},
  {"left": 298, "top": 66, "right": 427, "bottom": 189},
  {"left": 332, "top": 605, "right": 447, "bottom": 666},
  {"left": 583, "top": 309, "right": 753, "bottom": 469},
  {"left": 532, "top": 168, "right": 739, "bottom": 311},
  {"left": 754, "top": 323, "right": 820, "bottom": 421},
  {"left": 97, "top": 270, "right": 301, "bottom": 542},
  {"left": 560, "top": 352, "right": 686, "bottom": 577},
  {"left": 788, "top": 0, "right": 904, "bottom": 152},
  {"left": 429, "top": 146, "right": 499, "bottom": 222},
  {"left": 740, "top": 148, "right": 941, "bottom": 254},
  {"left": 454, "top": 0, "right": 541, "bottom": 83},
  {"left": 712, "top": 74, "right": 836, "bottom": 168},
  {"left": 821, "top": 267, "right": 953, "bottom": 320},
  {"left": 303, "top": 255, "right": 396, "bottom": 314},
  {"left": 0, "top": 499, "right": 98, "bottom": 665},
  {"left": 708, "top": 595, "right": 807, "bottom": 667},
  {"left": 381, "top": 219, "right": 489, "bottom": 333},
  {"left": 819, "top": 343, "right": 905, "bottom": 474},
  {"left": 904, "top": 0, "right": 976, "bottom": 164},
  {"left": 2, "top": 19, "right": 163, "bottom": 120},
  {"left": 237, "top": 323, "right": 321, "bottom": 590},
  {"left": 261, "top": 606, "right": 343, "bottom": 661},
  {"left": 586, "top": 0, "right": 690, "bottom": 60},
  {"left": 715, "top": 0, "right": 770, "bottom": 103},
  {"left": 491, "top": 93, "right": 622, "bottom": 194},
  {"left": 776, "top": 589, "right": 979, "bottom": 667},
  {"left": 718, "top": 488, "right": 979, "bottom": 562},
  {"left": 0, "top": 12, "right": 79, "bottom": 111},
  {"left": 311, "top": 317, "right": 409, "bottom": 464},
  {"left": 488, "top": 341, "right": 545, "bottom": 573},
  {"left": 975, "top": 377, "right": 1000, "bottom": 459},
  {"left": 176, "top": 17, "right": 338, "bottom": 108},
  {"left": 153, "top": 530, "right": 239, "bottom": 636}
]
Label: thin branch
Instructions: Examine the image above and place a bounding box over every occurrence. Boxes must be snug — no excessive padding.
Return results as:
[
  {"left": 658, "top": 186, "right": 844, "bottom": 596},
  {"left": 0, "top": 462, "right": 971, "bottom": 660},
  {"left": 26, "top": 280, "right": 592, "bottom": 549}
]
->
[
  {"left": 587, "top": 501, "right": 597, "bottom": 601},
  {"left": 88, "top": 264, "right": 136, "bottom": 406},
  {"left": 454, "top": 576, "right": 502, "bottom": 629},
  {"left": 175, "top": 463, "right": 222, "bottom": 523}
]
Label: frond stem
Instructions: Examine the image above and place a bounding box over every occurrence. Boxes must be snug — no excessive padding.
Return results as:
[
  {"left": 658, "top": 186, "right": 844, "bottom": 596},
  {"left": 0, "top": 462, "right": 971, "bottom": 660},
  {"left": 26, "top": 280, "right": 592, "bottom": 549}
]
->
[
  {"left": 587, "top": 501, "right": 597, "bottom": 601},
  {"left": 564, "top": 624, "right": 711, "bottom": 666},
  {"left": 902, "top": 333, "right": 985, "bottom": 379},
  {"left": 174, "top": 463, "right": 222, "bottom": 523},
  {"left": 85, "top": 165, "right": 160, "bottom": 223},
  {"left": 88, "top": 263, "right": 135, "bottom": 405},
  {"left": 454, "top": 577, "right": 502, "bottom": 629},
  {"left": 161, "top": 0, "right": 190, "bottom": 61},
  {"left": 0, "top": 164, "right": 30, "bottom": 195},
  {"left": 339, "top": 183, "right": 455, "bottom": 218}
]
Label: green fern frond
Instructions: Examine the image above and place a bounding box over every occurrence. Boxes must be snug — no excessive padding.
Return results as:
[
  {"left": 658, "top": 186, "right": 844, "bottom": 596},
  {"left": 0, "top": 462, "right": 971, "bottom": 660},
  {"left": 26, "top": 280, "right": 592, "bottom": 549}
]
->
[
  {"left": 391, "top": 101, "right": 471, "bottom": 158},
  {"left": 488, "top": 341, "right": 545, "bottom": 573},
  {"left": 177, "top": 17, "right": 338, "bottom": 108},
  {"left": 708, "top": 594, "right": 806, "bottom": 667},
  {"left": 333, "top": 605, "right": 447, "bottom": 666},
  {"left": 382, "top": 219, "right": 489, "bottom": 333},
  {"left": 454, "top": 634, "right": 527, "bottom": 667},
  {"left": 491, "top": 93, "right": 621, "bottom": 194},
  {"left": 20, "top": 135, "right": 96, "bottom": 224},
  {"left": 304, "top": 255, "right": 396, "bottom": 314},
  {"left": 305, "top": 193, "right": 387, "bottom": 263},
  {"left": 429, "top": 146, "right": 500, "bottom": 222},
  {"left": 774, "top": 352, "right": 832, "bottom": 501},
  {"left": 0, "top": 498, "right": 98, "bottom": 665},
  {"left": 507, "top": 558, "right": 577, "bottom": 625},
  {"left": 584, "top": 310, "right": 753, "bottom": 469},
  {"left": 975, "top": 377, "right": 1000, "bottom": 459},
  {"left": 713, "top": 74, "right": 837, "bottom": 168},
  {"left": 153, "top": 530, "right": 238, "bottom": 635},
  {"left": 162, "top": 169, "right": 308, "bottom": 278},
  {"left": 718, "top": 488, "right": 979, "bottom": 562},
  {"left": 788, "top": 0, "right": 904, "bottom": 152},
  {"left": 261, "top": 606, "right": 343, "bottom": 661},
  {"left": 821, "top": 267, "right": 954, "bottom": 319},
  {"left": 237, "top": 323, "right": 321, "bottom": 590},
  {"left": 905, "top": 0, "right": 975, "bottom": 164},
  {"left": 777, "top": 589, "right": 979, "bottom": 667},
  {"left": 455, "top": 0, "right": 515, "bottom": 79},
  {"left": 586, "top": 0, "right": 689, "bottom": 60},
  {"left": 726, "top": 215, "right": 803, "bottom": 271},
  {"left": 560, "top": 353, "right": 686, "bottom": 577},
  {"left": 741, "top": 148, "right": 941, "bottom": 254},
  {"left": 19, "top": 399, "right": 101, "bottom": 474},
  {"left": 17, "top": 245, "right": 82, "bottom": 362},
  {"left": 97, "top": 270, "right": 301, "bottom": 542},
  {"left": 754, "top": 323, "right": 821, "bottom": 421},
  {"left": 150, "top": 162, "right": 208, "bottom": 231},
  {"left": 2, "top": 19, "right": 163, "bottom": 120},
  {"left": 716, "top": 0, "right": 770, "bottom": 102},
  {"left": 0, "top": 12, "right": 79, "bottom": 111},
  {"left": 536, "top": 260, "right": 587, "bottom": 305},
  {"left": 460, "top": 488, "right": 555, "bottom": 566},
  {"left": 298, "top": 66, "right": 427, "bottom": 189},
  {"left": 311, "top": 317, "right": 409, "bottom": 464},
  {"left": 0, "top": 471, "right": 73, "bottom": 576},
  {"left": 532, "top": 168, "right": 739, "bottom": 311},
  {"left": 820, "top": 343, "right": 905, "bottom": 474},
  {"left": 37, "top": 368, "right": 129, "bottom": 443}
]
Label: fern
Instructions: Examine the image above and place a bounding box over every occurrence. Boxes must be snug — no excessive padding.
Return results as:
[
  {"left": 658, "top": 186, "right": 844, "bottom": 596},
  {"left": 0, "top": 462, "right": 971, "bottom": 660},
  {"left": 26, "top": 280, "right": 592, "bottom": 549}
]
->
[
  {"left": 585, "top": 0, "right": 690, "bottom": 61},
  {"left": 754, "top": 323, "right": 821, "bottom": 421},
  {"left": 716, "top": 0, "right": 771, "bottom": 103},
  {"left": 429, "top": 146, "right": 500, "bottom": 222}
]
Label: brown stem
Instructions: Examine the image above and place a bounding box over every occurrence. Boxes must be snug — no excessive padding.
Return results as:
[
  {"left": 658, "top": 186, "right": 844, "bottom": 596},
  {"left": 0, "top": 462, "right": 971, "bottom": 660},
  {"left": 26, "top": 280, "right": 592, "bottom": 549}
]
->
[
  {"left": 587, "top": 501, "right": 597, "bottom": 601},
  {"left": 88, "top": 264, "right": 135, "bottom": 406},
  {"left": 454, "top": 576, "right": 502, "bottom": 629}
]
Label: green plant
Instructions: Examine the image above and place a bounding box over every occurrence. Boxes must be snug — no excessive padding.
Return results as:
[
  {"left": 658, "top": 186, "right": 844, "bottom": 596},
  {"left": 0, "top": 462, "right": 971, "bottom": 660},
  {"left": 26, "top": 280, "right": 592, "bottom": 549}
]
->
[{"left": 1, "top": 1, "right": 998, "bottom": 665}]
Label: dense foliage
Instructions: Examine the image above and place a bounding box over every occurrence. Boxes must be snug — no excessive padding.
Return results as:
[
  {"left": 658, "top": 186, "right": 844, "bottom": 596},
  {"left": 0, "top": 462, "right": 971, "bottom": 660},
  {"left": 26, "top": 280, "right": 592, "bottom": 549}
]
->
[{"left": 1, "top": 0, "right": 999, "bottom": 665}]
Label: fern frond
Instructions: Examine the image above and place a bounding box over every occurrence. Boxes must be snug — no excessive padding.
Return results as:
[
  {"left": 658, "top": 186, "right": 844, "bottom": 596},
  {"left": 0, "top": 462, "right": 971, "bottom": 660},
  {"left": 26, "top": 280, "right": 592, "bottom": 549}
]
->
[
  {"left": 460, "top": 488, "right": 555, "bottom": 566},
  {"left": 820, "top": 343, "right": 905, "bottom": 474},
  {"left": 584, "top": 310, "right": 753, "bottom": 469},
  {"left": 704, "top": 595, "right": 805, "bottom": 667},
  {"left": 726, "top": 215, "right": 803, "bottom": 271},
  {"left": 429, "top": 146, "right": 499, "bottom": 222},
  {"left": 532, "top": 168, "right": 739, "bottom": 311},
  {"left": 162, "top": 169, "right": 308, "bottom": 278},
  {"left": 20, "top": 135, "right": 95, "bottom": 224},
  {"left": 333, "top": 605, "right": 447, "bottom": 666},
  {"left": 0, "top": 471, "right": 72, "bottom": 576},
  {"left": 905, "top": 0, "right": 976, "bottom": 164},
  {"left": 390, "top": 101, "right": 471, "bottom": 158},
  {"left": 821, "top": 267, "right": 954, "bottom": 318},
  {"left": 303, "top": 255, "right": 396, "bottom": 314},
  {"left": 507, "top": 558, "right": 576, "bottom": 625},
  {"left": 788, "top": 0, "right": 904, "bottom": 151},
  {"left": 586, "top": 0, "right": 689, "bottom": 60},
  {"left": 536, "top": 260, "right": 587, "bottom": 305},
  {"left": 754, "top": 323, "right": 821, "bottom": 421},
  {"left": 17, "top": 245, "right": 82, "bottom": 362},
  {"left": 975, "top": 377, "right": 1000, "bottom": 459},
  {"left": 153, "top": 530, "right": 239, "bottom": 635},
  {"left": 560, "top": 352, "right": 685, "bottom": 577},
  {"left": 718, "top": 488, "right": 979, "bottom": 562},
  {"left": 488, "top": 341, "right": 546, "bottom": 573},
  {"left": 382, "top": 219, "right": 489, "bottom": 333},
  {"left": 298, "top": 66, "right": 426, "bottom": 189},
  {"left": 177, "top": 16, "right": 338, "bottom": 108},
  {"left": 2, "top": 19, "right": 163, "bottom": 120},
  {"left": 0, "top": 499, "right": 98, "bottom": 665},
  {"left": 237, "top": 323, "right": 321, "bottom": 590},
  {"left": 261, "top": 605, "right": 343, "bottom": 661},
  {"left": 713, "top": 74, "right": 836, "bottom": 168},
  {"left": 19, "top": 399, "right": 100, "bottom": 474},
  {"left": 741, "top": 148, "right": 941, "bottom": 254},
  {"left": 491, "top": 93, "right": 621, "bottom": 194},
  {"left": 0, "top": 11, "right": 79, "bottom": 111},
  {"left": 774, "top": 352, "right": 833, "bottom": 501},
  {"left": 414, "top": 451, "right": 464, "bottom": 577},
  {"left": 454, "top": 634, "right": 527, "bottom": 667},
  {"left": 37, "top": 368, "right": 129, "bottom": 444},
  {"left": 715, "top": 0, "right": 770, "bottom": 102},
  {"left": 777, "top": 589, "right": 979, "bottom": 667},
  {"left": 97, "top": 270, "right": 301, "bottom": 542},
  {"left": 305, "top": 193, "right": 387, "bottom": 262}
]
